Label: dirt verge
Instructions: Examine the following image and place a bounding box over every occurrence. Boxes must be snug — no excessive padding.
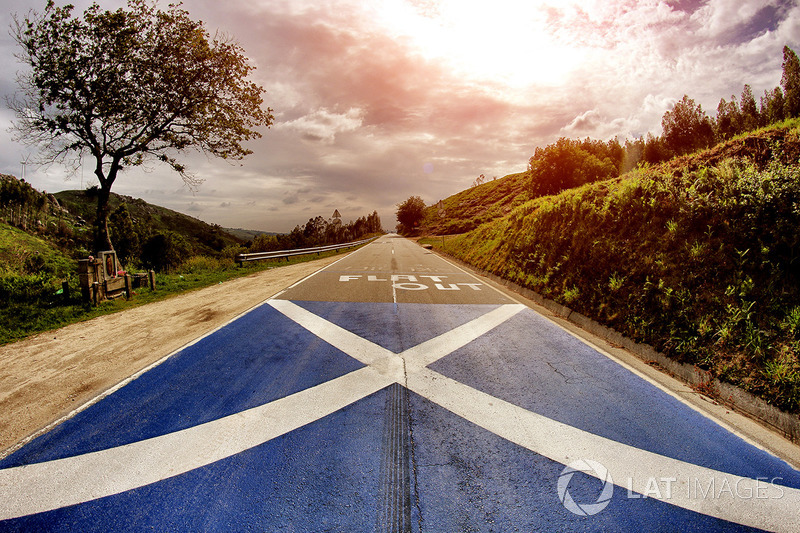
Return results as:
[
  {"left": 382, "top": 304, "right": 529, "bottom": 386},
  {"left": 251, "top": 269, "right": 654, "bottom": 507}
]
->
[{"left": 0, "top": 255, "right": 340, "bottom": 456}]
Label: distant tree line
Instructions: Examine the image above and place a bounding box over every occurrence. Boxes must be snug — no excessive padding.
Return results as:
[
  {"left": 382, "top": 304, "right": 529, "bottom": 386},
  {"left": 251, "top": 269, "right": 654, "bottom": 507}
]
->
[
  {"left": 529, "top": 45, "right": 800, "bottom": 197},
  {"left": 248, "top": 211, "right": 382, "bottom": 253}
]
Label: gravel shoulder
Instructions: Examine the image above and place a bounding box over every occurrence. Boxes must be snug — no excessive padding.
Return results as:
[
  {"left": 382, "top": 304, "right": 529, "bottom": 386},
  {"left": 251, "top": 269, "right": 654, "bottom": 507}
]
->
[{"left": 0, "top": 255, "right": 341, "bottom": 457}]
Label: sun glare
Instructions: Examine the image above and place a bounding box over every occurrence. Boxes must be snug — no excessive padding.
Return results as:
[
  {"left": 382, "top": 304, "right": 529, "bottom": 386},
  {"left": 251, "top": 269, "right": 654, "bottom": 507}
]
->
[{"left": 375, "top": 0, "right": 582, "bottom": 87}]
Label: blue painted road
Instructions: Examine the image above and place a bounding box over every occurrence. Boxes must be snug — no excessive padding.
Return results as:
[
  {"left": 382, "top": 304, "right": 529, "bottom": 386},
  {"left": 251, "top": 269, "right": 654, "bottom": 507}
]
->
[{"left": 1, "top": 235, "right": 799, "bottom": 531}]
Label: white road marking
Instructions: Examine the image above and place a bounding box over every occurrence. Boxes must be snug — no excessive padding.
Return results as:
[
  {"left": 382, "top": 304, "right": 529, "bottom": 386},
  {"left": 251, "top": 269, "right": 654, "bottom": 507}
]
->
[
  {"left": 0, "top": 367, "right": 393, "bottom": 520},
  {"left": 268, "top": 300, "right": 398, "bottom": 371},
  {"left": 2, "top": 300, "right": 799, "bottom": 531},
  {"left": 401, "top": 304, "right": 525, "bottom": 370},
  {"left": 424, "top": 245, "right": 775, "bottom": 454},
  {"left": 407, "top": 368, "right": 800, "bottom": 532},
  {"left": 0, "top": 302, "right": 519, "bottom": 520}
]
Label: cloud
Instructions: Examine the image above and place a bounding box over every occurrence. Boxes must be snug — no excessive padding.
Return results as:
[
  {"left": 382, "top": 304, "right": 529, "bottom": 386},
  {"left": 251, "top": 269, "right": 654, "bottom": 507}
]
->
[
  {"left": 563, "top": 110, "right": 603, "bottom": 134},
  {"left": 0, "top": 0, "right": 798, "bottom": 233},
  {"left": 278, "top": 108, "right": 364, "bottom": 143}
]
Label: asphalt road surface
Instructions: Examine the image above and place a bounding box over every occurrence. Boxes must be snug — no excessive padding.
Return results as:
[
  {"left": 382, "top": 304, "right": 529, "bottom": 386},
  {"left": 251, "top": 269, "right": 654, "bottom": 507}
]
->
[{"left": 2, "top": 235, "right": 800, "bottom": 531}]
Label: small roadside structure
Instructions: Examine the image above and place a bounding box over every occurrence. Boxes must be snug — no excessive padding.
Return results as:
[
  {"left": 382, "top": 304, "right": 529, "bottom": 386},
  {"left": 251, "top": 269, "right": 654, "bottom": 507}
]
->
[{"left": 78, "top": 251, "right": 155, "bottom": 304}]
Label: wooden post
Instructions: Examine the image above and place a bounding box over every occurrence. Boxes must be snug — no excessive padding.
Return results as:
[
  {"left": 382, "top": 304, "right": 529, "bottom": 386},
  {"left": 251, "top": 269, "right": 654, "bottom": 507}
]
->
[
  {"left": 78, "top": 259, "right": 94, "bottom": 302},
  {"left": 61, "top": 280, "right": 70, "bottom": 301},
  {"left": 124, "top": 274, "right": 132, "bottom": 300},
  {"left": 148, "top": 270, "right": 156, "bottom": 291}
]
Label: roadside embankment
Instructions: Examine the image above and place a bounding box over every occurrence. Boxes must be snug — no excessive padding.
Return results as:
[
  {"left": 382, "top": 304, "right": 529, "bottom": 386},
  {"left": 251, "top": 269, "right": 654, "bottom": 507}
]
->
[{"left": 433, "top": 121, "right": 800, "bottom": 421}]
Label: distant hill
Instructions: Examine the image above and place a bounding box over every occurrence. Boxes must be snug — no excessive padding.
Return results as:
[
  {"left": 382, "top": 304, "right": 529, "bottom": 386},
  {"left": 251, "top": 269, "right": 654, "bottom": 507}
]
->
[
  {"left": 422, "top": 171, "right": 530, "bottom": 235},
  {"left": 223, "top": 228, "right": 282, "bottom": 242},
  {"left": 53, "top": 189, "right": 245, "bottom": 256}
]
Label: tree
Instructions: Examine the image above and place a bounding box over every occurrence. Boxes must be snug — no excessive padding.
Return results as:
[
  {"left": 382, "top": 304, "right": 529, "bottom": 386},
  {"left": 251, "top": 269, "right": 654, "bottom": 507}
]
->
[
  {"left": 141, "top": 230, "right": 192, "bottom": 272},
  {"left": 396, "top": 196, "right": 426, "bottom": 234},
  {"left": 761, "top": 87, "right": 785, "bottom": 125},
  {"left": 250, "top": 233, "right": 279, "bottom": 252},
  {"left": 739, "top": 85, "right": 760, "bottom": 131},
  {"left": 303, "top": 215, "right": 326, "bottom": 246},
  {"left": 528, "top": 137, "right": 617, "bottom": 197},
  {"left": 9, "top": 0, "right": 273, "bottom": 253},
  {"left": 782, "top": 45, "right": 800, "bottom": 119},
  {"left": 661, "top": 95, "right": 715, "bottom": 155},
  {"left": 642, "top": 133, "right": 671, "bottom": 164},
  {"left": 108, "top": 203, "right": 143, "bottom": 266},
  {"left": 366, "top": 211, "right": 382, "bottom": 233},
  {"left": 715, "top": 96, "right": 740, "bottom": 141}
]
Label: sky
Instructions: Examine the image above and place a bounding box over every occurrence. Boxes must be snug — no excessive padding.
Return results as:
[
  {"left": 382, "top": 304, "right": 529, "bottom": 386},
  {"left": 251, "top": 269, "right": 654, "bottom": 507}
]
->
[{"left": 0, "top": 0, "right": 798, "bottom": 232}]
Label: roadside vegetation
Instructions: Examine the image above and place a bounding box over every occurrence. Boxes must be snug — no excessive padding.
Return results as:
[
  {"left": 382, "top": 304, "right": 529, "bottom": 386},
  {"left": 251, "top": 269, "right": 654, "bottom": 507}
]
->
[
  {"left": 434, "top": 120, "right": 800, "bottom": 414},
  {"left": 0, "top": 177, "right": 382, "bottom": 345},
  {"left": 409, "top": 46, "right": 800, "bottom": 414},
  {"left": 0, "top": 242, "right": 353, "bottom": 346}
]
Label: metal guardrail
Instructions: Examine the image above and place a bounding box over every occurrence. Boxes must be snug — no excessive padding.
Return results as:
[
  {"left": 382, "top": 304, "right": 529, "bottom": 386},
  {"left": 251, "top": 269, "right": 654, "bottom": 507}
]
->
[{"left": 235, "top": 236, "right": 377, "bottom": 264}]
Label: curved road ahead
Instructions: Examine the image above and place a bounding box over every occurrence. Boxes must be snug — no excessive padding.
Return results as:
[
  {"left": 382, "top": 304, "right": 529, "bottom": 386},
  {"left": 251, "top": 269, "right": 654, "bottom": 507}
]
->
[{"left": 1, "top": 235, "right": 800, "bottom": 531}]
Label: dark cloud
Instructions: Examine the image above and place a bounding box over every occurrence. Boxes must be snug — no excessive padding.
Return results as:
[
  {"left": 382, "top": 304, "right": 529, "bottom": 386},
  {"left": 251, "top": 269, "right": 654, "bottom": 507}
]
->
[{"left": 717, "top": 3, "right": 795, "bottom": 46}]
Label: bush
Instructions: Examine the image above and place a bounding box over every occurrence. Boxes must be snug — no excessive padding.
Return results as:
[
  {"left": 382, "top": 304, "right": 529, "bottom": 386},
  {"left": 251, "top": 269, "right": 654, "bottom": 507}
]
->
[
  {"left": 0, "top": 272, "right": 57, "bottom": 304},
  {"left": 180, "top": 255, "right": 227, "bottom": 274},
  {"left": 141, "top": 231, "right": 193, "bottom": 272}
]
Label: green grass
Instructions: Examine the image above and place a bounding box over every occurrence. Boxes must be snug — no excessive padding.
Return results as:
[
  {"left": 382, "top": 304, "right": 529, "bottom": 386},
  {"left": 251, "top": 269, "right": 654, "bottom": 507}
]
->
[
  {"left": 0, "top": 247, "right": 351, "bottom": 346},
  {"left": 0, "top": 224, "right": 75, "bottom": 277},
  {"left": 422, "top": 172, "right": 530, "bottom": 235},
  {"left": 434, "top": 119, "right": 800, "bottom": 413}
]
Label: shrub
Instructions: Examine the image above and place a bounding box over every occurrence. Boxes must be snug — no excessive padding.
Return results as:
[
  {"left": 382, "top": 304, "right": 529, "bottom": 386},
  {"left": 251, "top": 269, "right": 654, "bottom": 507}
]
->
[
  {"left": 0, "top": 272, "right": 57, "bottom": 304},
  {"left": 141, "top": 231, "right": 193, "bottom": 272},
  {"left": 180, "top": 255, "right": 225, "bottom": 274}
]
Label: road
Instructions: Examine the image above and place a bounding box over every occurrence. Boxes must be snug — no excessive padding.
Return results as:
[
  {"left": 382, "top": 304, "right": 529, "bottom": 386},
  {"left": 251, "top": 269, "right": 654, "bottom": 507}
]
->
[{"left": 1, "top": 234, "right": 800, "bottom": 531}]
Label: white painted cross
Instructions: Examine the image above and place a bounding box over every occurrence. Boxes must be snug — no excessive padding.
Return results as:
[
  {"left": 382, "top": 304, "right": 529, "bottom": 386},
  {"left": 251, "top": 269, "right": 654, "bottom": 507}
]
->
[{"left": 0, "top": 301, "right": 798, "bottom": 531}]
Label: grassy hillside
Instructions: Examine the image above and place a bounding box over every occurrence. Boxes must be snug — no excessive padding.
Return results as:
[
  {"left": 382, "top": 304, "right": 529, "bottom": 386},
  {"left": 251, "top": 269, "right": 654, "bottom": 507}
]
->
[
  {"left": 434, "top": 119, "right": 800, "bottom": 413},
  {"left": 53, "top": 189, "right": 244, "bottom": 258},
  {"left": 0, "top": 182, "right": 250, "bottom": 344},
  {"left": 223, "top": 228, "right": 281, "bottom": 241},
  {"left": 0, "top": 221, "right": 85, "bottom": 343},
  {"left": 422, "top": 172, "right": 530, "bottom": 234},
  {"left": 0, "top": 224, "right": 74, "bottom": 278}
]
